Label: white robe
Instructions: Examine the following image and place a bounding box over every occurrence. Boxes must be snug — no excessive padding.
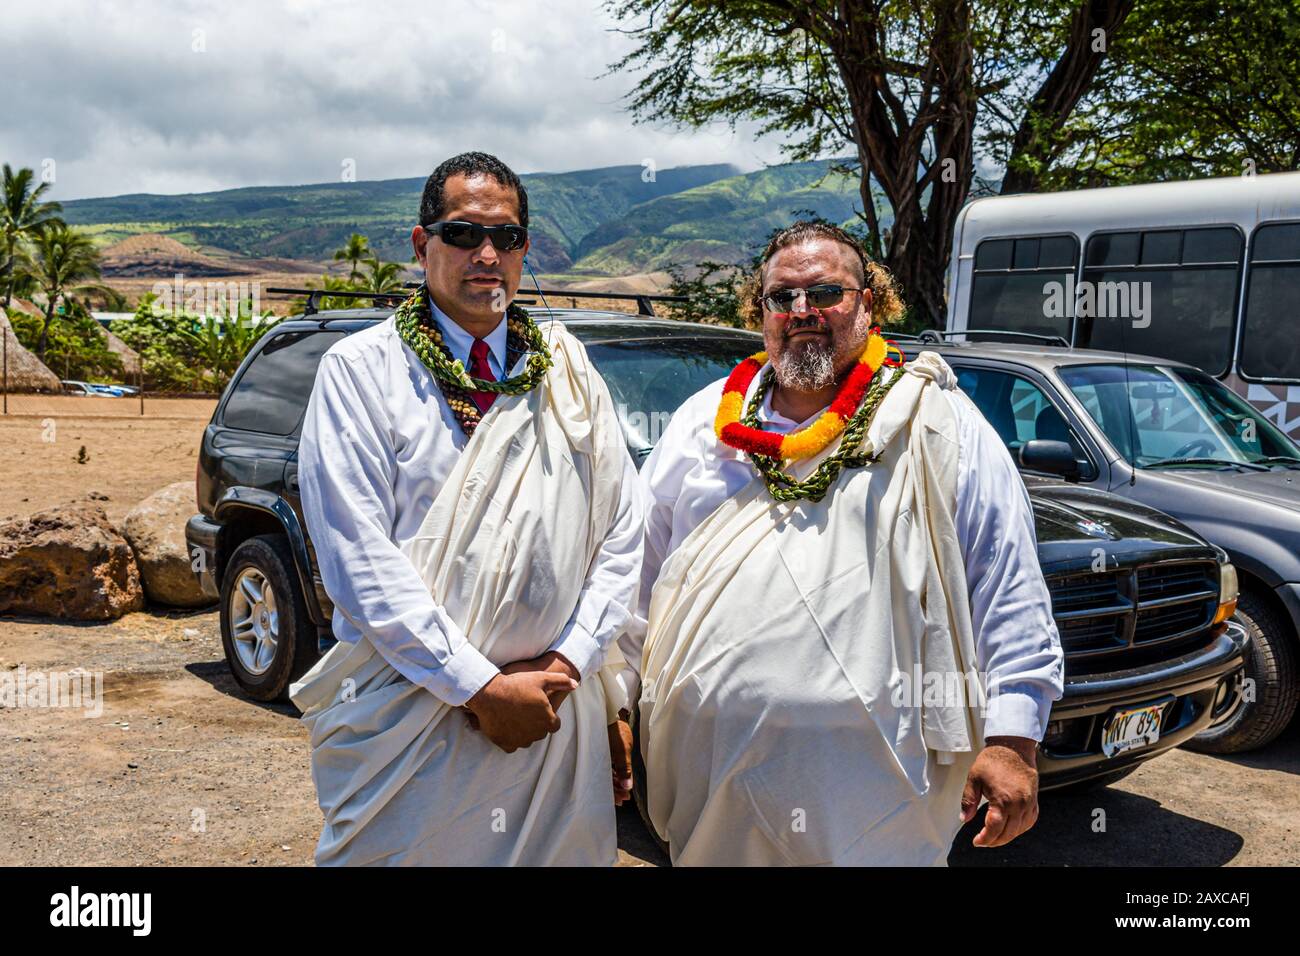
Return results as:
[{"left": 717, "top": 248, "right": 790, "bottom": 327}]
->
[
  {"left": 291, "top": 323, "right": 638, "bottom": 866},
  {"left": 635, "top": 353, "right": 1064, "bottom": 866}
]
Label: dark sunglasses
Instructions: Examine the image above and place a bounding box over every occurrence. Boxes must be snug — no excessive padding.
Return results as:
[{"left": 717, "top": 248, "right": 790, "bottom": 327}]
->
[
  {"left": 761, "top": 283, "right": 864, "bottom": 312},
  {"left": 422, "top": 220, "right": 528, "bottom": 252}
]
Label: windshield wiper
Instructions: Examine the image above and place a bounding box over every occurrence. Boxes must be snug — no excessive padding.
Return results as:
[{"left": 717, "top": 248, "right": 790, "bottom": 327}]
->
[
  {"left": 1144, "top": 457, "right": 1269, "bottom": 471},
  {"left": 1253, "top": 456, "right": 1300, "bottom": 468}
]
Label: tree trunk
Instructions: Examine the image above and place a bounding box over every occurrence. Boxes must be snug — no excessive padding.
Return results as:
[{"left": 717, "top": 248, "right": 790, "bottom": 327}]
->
[
  {"left": 38, "top": 306, "right": 53, "bottom": 363},
  {"left": 1000, "top": 0, "right": 1136, "bottom": 194},
  {"left": 821, "top": 0, "right": 976, "bottom": 328}
]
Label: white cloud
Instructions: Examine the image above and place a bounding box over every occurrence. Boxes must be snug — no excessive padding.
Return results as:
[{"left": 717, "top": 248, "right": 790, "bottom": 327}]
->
[{"left": 2, "top": 0, "right": 789, "bottom": 200}]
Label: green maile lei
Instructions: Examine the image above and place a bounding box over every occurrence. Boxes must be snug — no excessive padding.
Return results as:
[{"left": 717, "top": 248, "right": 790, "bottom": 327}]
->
[
  {"left": 393, "top": 285, "right": 553, "bottom": 436},
  {"left": 741, "top": 365, "right": 902, "bottom": 503}
]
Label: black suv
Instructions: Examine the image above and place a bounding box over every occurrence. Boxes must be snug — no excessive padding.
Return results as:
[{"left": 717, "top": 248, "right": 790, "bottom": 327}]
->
[{"left": 186, "top": 303, "right": 1247, "bottom": 792}]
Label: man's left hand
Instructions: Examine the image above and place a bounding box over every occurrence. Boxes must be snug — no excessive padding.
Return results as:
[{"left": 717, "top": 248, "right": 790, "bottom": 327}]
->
[
  {"left": 960, "top": 735, "right": 1040, "bottom": 848},
  {"left": 463, "top": 651, "right": 580, "bottom": 731},
  {"left": 608, "top": 714, "right": 634, "bottom": 805}
]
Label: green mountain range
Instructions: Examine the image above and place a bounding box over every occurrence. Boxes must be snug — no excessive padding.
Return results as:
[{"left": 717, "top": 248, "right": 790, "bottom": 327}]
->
[{"left": 61, "top": 159, "right": 879, "bottom": 277}]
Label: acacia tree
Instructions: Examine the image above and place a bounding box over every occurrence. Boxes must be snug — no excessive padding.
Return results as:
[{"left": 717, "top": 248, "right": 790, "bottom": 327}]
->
[{"left": 609, "top": 1, "right": 1143, "bottom": 324}]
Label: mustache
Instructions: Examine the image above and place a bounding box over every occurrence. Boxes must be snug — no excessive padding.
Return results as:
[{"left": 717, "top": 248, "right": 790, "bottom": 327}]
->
[{"left": 783, "top": 314, "right": 829, "bottom": 337}]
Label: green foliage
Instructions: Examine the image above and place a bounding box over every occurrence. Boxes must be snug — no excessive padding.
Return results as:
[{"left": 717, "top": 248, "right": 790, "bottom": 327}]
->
[
  {"left": 112, "top": 293, "right": 278, "bottom": 392},
  {"left": 1055, "top": 0, "right": 1300, "bottom": 185},
  {"left": 174, "top": 307, "right": 281, "bottom": 392},
  {"left": 333, "top": 232, "right": 371, "bottom": 282},
  {"left": 8, "top": 300, "right": 124, "bottom": 382},
  {"left": 663, "top": 261, "right": 749, "bottom": 328},
  {"left": 2, "top": 163, "right": 64, "bottom": 309},
  {"left": 604, "top": 0, "right": 1300, "bottom": 325},
  {"left": 572, "top": 160, "right": 866, "bottom": 275}
]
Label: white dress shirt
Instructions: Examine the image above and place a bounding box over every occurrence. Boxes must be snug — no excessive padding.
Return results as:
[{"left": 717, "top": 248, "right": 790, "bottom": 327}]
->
[
  {"left": 430, "top": 297, "right": 508, "bottom": 380},
  {"left": 297, "top": 307, "right": 643, "bottom": 707},
  {"left": 635, "top": 367, "right": 1065, "bottom": 740}
]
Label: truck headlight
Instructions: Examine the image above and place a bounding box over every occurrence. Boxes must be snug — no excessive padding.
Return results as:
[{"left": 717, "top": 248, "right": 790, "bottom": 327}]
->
[{"left": 1213, "top": 562, "right": 1239, "bottom": 625}]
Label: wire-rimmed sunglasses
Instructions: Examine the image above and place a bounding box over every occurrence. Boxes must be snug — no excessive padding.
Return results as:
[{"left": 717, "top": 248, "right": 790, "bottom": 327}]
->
[
  {"left": 761, "top": 283, "right": 864, "bottom": 313},
  {"left": 421, "top": 220, "right": 529, "bottom": 252}
]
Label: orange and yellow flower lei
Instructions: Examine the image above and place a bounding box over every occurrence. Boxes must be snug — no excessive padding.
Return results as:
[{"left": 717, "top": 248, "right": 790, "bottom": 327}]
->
[{"left": 714, "top": 329, "right": 897, "bottom": 460}]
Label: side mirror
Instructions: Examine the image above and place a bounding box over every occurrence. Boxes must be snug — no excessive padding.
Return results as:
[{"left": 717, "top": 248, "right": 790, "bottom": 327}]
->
[{"left": 1019, "top": 439, "right": 1081, "bottom": 482}]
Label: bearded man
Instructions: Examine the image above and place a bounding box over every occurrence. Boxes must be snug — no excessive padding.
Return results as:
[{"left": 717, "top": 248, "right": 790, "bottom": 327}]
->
[
  {"left": 290, "top": 152, "right": 642, "bottom": 866},
  {"left": 627, "top": 221, "right": 1065, "bottom": 866}
]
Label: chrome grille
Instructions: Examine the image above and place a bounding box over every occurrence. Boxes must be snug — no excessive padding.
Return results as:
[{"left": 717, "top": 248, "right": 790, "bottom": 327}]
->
[{"left": 1048, "top": 560, "right": 1219, "bottom": 663}]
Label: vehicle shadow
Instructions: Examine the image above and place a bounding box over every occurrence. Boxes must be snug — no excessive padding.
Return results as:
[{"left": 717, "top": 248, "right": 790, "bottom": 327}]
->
[
  {"left": 184, "top": 659, "right": 300, "bottom": 718},
  {"left": 1197, "top": 718, "right": 1300, "bottom": 777},
  {"left": 947, "top": 785, "right": 1243, "bottom": 866}
]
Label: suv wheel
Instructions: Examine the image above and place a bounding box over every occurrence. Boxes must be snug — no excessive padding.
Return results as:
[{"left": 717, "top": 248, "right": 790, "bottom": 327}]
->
[
  {"left": 220, "top": 534, "right": 319, "bottom": 702},
  {"left": 1184, "top": 590, "right": 1298, "bottom": 754}
]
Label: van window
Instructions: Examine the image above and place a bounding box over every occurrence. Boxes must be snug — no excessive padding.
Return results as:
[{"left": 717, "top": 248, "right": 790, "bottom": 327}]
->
[
  {"left": 1240, "top": 221, "right": 1300, "bottom": 380},
  {"left": 968, "top": 234, "right": 1077, "bottom": 339},
  {"left": 221, "top": 331, "right": 345, "bottom": 435},
  {"left": 1076, "top": 226, "right": 1241, "bottom": 376}
]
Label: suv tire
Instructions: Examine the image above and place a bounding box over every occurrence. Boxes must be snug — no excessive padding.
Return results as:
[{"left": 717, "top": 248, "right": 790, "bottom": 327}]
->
[
  {"left": 220, "top": 533, "right": 319, "bottom": 702},
  {"left": 1185, "top": 590, "right": 1298, "bottom": 754}
]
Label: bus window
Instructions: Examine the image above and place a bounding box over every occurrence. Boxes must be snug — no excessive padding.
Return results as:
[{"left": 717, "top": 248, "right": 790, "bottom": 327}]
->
[
  {"left": 1076, "top": 226, "right": 1241, "bottom": 376},
  {"left": 1240, "top": 221, "right": 1300, "bottom": 381},
  {"left": 968, "top": 234, "right": 1077, "bottom": 340}
]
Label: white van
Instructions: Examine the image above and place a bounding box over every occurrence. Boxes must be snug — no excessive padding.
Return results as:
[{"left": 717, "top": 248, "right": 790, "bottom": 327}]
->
[{"left": 945, "top": 171, "right": 1300, "bottom": 438}]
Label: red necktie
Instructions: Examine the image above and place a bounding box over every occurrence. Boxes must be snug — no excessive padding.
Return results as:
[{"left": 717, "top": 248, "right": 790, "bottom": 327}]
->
[{"left": 468, "top": 338, "right": 497, "bottom": 414}]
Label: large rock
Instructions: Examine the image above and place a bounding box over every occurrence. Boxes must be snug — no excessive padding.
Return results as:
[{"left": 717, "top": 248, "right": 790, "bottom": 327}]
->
[
  {"left": 0, "top": 502, "right": 145, "bottom": 620},
  {"left": 122, "top": 482, "right": 214, "bottom": 608}
]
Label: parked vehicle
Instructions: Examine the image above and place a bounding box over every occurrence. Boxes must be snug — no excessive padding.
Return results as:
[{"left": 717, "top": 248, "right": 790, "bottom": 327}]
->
[
  {"left": 944, "top": 171, "right": 1300, "bottom": 441},
  {"left": 185, "top": 295, "right": 1246, "bottom": 795},
  {"left": 899, "top": 336, "right": 1299, "bottom": 752},
  {"left": 61, "top": 379, "right": 115, "bottom": 397}
]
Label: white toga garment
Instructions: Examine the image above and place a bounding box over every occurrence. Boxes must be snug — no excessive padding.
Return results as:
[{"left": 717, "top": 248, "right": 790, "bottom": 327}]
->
[{"left": 625, "top": 356, "right": 1065, "bottom": 865}]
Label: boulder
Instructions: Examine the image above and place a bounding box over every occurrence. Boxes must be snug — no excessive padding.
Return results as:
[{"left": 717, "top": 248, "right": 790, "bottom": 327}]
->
[
  {"left": 122, "top": 482, "right": 213, "bottom": 608},
  {"left": 0, "top": 501, "right": 145, "bottom": 620}
]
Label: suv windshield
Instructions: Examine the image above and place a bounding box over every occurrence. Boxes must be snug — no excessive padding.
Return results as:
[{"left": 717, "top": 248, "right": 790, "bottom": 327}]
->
[
  {"left": 1058, "top": 362, "right": 1300, "bottom": 468},
  {"left": 582, "top": 337, "right": 755, "bottom": 457}
]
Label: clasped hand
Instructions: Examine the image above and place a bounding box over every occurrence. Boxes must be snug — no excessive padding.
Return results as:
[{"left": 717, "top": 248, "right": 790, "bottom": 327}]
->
[{"left": 462, "top": 651, "right": 579, "bottom": 753}]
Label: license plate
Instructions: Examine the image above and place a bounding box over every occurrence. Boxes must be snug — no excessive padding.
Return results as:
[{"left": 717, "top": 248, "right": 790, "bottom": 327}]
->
[{"left": 1101, "top": 702, "right": 1166, "bottom": 757}]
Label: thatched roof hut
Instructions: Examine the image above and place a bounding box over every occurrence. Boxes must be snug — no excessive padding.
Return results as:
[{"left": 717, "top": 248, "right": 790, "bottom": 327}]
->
[
  {"left": 0, "top": 310, "right": 62, "bottom": 392},
  {"left": 98, "top": 324, "right": 140, "bottom": 377}
]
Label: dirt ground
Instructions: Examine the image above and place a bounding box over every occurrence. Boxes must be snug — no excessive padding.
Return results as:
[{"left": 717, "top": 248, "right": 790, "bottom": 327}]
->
[
  {"left": 1, "top": 399, "right": 1297, "bottom": 866},
  {"left": 2, "top": 603, "right": 1297, "bottom": 867},
  {"left": 0, "top": 396, "right": 216, "bottom": 525}
]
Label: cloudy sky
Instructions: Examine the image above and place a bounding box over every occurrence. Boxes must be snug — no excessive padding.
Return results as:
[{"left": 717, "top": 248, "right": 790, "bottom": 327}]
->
[{"left": 3, "top": 0, "right": 789, "bottom": 201}]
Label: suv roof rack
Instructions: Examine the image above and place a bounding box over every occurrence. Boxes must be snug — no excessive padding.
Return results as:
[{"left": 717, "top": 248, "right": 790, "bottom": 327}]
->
[
  {"left": 936, "top": 329, "right": 1071, "bottom": 347},
  {"left": 268, "top": 284, "right": 688, "bottom": 318},
  {"left": 266, "top": 287, "right": 407, "bottom": 316}
]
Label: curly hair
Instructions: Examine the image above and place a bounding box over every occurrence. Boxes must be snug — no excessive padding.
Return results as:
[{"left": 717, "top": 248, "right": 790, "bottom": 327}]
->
[{"left": 740, "top": 221, "right": 905, "bottom": 330}]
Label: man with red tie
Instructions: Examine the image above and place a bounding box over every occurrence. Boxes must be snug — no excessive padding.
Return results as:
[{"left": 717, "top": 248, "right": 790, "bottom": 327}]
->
[{"left": 291, "top": 152, "right": 643, "bottom": 865}]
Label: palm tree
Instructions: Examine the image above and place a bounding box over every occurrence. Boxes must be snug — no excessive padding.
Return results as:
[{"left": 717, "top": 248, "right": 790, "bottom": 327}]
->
[
  {"left": 23, "top": 224, "right": 107, "bottom": 361},
  {"left": 332, "top": 233, "right": 370, "bottom": 283},
  {"left": 361, "top": 256, "right": 403, "bottom": 293},
  {"left": 2, "top": 164, "right": 64, "bottom": 310}
]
